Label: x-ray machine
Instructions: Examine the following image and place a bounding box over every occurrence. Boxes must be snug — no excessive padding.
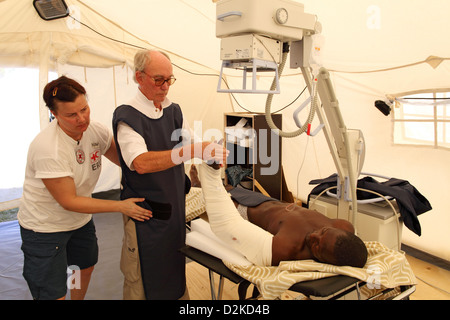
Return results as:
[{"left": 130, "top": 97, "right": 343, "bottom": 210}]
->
[{"left": 215, "top": 0, "right": 363, "bottom": 231}]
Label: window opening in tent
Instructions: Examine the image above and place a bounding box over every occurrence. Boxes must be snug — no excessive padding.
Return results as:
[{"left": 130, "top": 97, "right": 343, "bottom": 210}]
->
[
  {"left": 393, "top": 91, "right": 450, "bottom": 150},
  {"left": 0, "top": 68, "right": 56, "bottom": 216}
]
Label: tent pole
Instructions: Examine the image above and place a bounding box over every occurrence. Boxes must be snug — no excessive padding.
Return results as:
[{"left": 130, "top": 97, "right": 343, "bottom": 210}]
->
[{"left": 38, "top": 33, "right": 50, "bottom": 130}]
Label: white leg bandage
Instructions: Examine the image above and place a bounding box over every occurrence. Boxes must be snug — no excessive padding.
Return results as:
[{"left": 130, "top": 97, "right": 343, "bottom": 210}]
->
[{"left": 199, "top": 163, "right": 273, "bottom": 266}]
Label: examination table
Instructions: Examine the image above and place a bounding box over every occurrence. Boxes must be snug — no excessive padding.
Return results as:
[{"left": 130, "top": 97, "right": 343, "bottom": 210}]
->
[{"left": 183, "top": 187, "right": 416, "bottom": 300}]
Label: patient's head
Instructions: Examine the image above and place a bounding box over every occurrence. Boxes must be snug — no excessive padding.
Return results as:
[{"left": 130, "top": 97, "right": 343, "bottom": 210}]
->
[
  {"left": 333, "top": 232, "right": 368, "bottom": 268},
  {"left": 306, "top": 227, "right": 368, "bottom": 268}
]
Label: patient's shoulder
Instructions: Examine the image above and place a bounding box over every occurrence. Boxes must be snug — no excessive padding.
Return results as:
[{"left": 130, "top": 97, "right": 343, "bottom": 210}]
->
[
  {"left": 332, "top": 219, "right": 355, "bottom": 233},
  {"left": 272, "top": 234, "right": 306, "bottom": 265}
]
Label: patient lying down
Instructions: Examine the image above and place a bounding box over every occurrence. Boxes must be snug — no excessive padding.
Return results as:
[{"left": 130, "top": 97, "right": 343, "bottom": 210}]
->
[{"left": 195, "top": 162, "right": 368, "bottom": 268}]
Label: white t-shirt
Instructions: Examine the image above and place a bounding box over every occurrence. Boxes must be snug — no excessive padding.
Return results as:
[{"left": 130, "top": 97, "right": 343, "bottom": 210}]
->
[
  {"left": 116, "top": 90, "right": 196, "bottom": 170},
  {"left": 18, "top": 120, "right": 112, "bottom": 233}
]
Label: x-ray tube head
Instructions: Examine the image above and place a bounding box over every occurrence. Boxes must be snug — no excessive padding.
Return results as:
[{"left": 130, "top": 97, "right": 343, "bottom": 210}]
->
[
  {"left": 216, "top": 0, "right": 318, "bottom": 42},
  {"left": 215, "top": 0, "right": 319, "bottom": 94}
]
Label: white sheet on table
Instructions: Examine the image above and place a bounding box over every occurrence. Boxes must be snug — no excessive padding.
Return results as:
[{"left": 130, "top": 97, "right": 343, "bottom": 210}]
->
[{"left": 186, "top": 219, "right": 252, "bottom": 267}]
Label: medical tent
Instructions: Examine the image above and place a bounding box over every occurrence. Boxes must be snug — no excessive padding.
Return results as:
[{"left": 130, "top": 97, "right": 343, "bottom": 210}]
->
[{"left": 1, "top": 0, "right": 449, "bottom": 264}]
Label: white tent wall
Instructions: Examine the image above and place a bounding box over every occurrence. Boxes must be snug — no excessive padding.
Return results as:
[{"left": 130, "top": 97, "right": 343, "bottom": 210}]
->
[
  {"left": 315, "top": 71, "right": 450, "bottom": 262},
  {"left": 0, "top": 0, "right": 232, "bottom": 193},
  {"left": 0, "top": 68, "right": 41, "bottom": 189},
  {"left": 229, "top": 65, "right": 450, "bottom": 261},
  {"left": 1, "top": 0, "right": 449, "bottom": 262},
  {"left": 220, "top": 0, "right": 450, "bottom": 261}
]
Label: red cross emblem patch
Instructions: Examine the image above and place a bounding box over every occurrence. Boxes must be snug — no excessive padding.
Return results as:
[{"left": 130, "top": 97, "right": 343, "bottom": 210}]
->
[
  {"left": 90, "top": 150, "right": 101, "bottom": 171},
  {"left": 75, "top": 149, "right": 85, "bottom": 164},
  {"left": 90, "top": 150, "right": 100, "bottom": 164}
]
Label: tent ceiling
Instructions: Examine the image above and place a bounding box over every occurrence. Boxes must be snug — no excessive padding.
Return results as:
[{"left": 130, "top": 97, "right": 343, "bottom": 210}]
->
[
  {"left": 1, "top": 0, "right": 450, "bottom": 89},
  {"left": 79, "top": 0, "right": 221, "bottom": 70},
  {"left": 79, "top": 0, "right": 450, "bottom": 94},
  {"left": 80, "top": 0, "right": 450, "bottom": 70}
]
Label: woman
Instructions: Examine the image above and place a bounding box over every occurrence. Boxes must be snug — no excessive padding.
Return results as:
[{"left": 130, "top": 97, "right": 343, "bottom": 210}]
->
[{"left": 18, "top": 76, "right": 152, "bottom": 300}]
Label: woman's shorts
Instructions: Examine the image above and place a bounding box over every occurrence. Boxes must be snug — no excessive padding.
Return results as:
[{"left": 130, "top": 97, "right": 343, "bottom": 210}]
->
[{"left": 20, "top": 219, "right": 99, "bottom": 300}]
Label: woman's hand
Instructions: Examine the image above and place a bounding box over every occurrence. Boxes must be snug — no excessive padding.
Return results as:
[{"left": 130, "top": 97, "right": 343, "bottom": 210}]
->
[
  {"left": 119, "top": 198, "right": 153, "bottom": 222},
  {"left": 42, "top": 177, "right": 152, "bottom": 221}
]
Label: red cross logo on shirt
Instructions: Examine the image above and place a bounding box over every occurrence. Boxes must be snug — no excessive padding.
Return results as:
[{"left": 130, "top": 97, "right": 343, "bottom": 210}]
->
[
  {"left": 90, "top": 151, "right": 99, "bottom": 163},
  {"left": 75, "top": 149, "right": 85, "bottom": 164},
  {"left": 90, "top": 150, "right": 101, "bottom": 170}
]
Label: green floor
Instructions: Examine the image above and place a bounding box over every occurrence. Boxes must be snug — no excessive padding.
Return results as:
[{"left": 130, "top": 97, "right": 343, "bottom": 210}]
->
[{"left": 0, "top": 207, "right": 18, "bottom": 222}]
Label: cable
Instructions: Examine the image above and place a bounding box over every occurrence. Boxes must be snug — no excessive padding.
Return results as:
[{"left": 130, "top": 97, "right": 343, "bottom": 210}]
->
[
  {"left": 265, "top": 47, "right": 318, "bottom": 138},
  {"left": 328, "top": 57, "right": 450, "bottom": 74},
  {"left": 68, "top": 14, "right": 146, "bottom": 50},
  {"left": 402, "top": 97, "right": 450, "bottom": 100},
  {"left": 272, "top": 86, "right": 308, "bottom": 113},
  {"left": 67, "top": 13, "right": 223, "bottom": 79},
  {"left": 356, "top": 188, "right": 401, "bottom": 252},
  {"left": 296, "top": 135, "right": 310, "bottom": 204},
  {"left": 415, "top": 275, "right": 450, "bottom": 295},
  {"left": 67, "top": 14, "right": 305, "bottom": 114},
  {"left": 309, "top": 185, "right": 400, "bottom": 243},
  {"left": 309, "top": 186, "right": 338, "bottom": 209}
]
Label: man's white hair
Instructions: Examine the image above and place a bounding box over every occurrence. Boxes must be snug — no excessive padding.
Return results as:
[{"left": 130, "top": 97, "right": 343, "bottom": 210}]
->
[{"left": 133, "top": 50, "right": 171, "bottom": 83}]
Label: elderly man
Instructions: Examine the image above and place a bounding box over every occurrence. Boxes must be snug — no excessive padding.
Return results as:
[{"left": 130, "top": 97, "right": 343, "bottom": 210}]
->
[
  {"left": 113, "top": 50, "right": 227, "bottom": 300},
  {"left": 194, "top": 163, "right": 368, "bottom": 268}
]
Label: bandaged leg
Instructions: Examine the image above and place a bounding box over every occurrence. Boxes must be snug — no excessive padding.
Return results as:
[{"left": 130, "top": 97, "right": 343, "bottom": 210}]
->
[{"left": 199, "top": 162, "right": 273, "bottom": 266}]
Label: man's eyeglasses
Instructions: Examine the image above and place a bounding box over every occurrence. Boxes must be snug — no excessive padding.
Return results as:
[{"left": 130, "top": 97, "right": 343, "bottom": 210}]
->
[{"left": 142, "top": 71, "right": 176, "bottom": 86}]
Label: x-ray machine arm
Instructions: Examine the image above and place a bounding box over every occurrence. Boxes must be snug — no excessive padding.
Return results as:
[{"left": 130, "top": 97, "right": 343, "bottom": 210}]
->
[
  {"left": 301, "top": 66, "right": 360, "bottom": 224},
  {"left": 215, "top": 0, "right": 360, "bottom": 228}
]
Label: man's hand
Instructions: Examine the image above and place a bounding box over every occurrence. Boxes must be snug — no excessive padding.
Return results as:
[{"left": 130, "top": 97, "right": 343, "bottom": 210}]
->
[{"left": 198, "top": 141, "right": 229, "bottom": 166}]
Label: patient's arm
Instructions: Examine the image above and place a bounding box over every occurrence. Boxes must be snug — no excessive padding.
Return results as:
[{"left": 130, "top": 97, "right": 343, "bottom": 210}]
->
[
  {"left": 271, "top": 235, "right": 292, "bottom": 266},
  {"left": 271, "top": 233, "right": 306, "bottom": 266},
  {"left": 199, "top": 162, "right": 273, "bottom": 266}
]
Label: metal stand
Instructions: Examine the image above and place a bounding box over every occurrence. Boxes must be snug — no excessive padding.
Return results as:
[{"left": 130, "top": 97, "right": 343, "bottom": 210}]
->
[
  {"left": 217, "top": 59, "right": 280, "bottom": 94},
  {"left": 208, "top": 270, "right": 225, "bottom": 300}
]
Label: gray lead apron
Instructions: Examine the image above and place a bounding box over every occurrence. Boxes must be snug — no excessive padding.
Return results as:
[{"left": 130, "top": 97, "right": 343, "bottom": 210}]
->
[{"left": 113, "top": 104, "right": 187, "bottom": 300}]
